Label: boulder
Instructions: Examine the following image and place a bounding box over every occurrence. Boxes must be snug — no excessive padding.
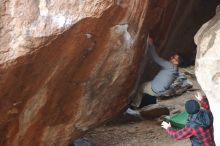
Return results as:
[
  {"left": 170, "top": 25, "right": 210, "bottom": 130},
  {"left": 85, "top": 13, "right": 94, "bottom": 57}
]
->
[
  {"left": 140, "top": 104, "right": 170, "bottom": 119},
  {"left": 195, "top": 5, "right": 220, "bottom": 145},
  {"left": 0, "top": 0, "right": 149, "bottom": 145}
]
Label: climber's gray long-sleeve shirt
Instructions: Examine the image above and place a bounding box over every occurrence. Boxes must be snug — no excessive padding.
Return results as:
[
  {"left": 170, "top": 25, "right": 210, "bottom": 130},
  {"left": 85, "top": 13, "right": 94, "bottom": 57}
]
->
[{"left": 149, "top": 44, "right": 178, "bottom": 94}]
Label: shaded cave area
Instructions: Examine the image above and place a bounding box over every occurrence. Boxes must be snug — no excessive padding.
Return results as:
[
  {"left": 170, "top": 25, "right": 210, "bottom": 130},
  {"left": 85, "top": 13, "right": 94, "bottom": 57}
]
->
[
  {"left": 148, "top": 0, "right": 219, "bottom": 66},
  {"left": 141, "top": 0, "right": 220, "bottom": 82}
]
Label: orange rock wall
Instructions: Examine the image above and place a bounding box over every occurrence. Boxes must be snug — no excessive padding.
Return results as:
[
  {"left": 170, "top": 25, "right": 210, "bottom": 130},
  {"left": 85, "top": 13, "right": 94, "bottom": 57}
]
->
[{"left": 0, "top": 1, "right": 150, "bottom": 146}]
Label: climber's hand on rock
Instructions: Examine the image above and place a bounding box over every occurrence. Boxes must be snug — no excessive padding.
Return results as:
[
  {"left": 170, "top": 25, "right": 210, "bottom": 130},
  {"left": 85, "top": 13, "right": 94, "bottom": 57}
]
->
[
  {"left": 148, "top": 36, "right": 154, "bottom": 45},
  {"left": 161, "top": 121, "right": 171, "bottom": 130}
]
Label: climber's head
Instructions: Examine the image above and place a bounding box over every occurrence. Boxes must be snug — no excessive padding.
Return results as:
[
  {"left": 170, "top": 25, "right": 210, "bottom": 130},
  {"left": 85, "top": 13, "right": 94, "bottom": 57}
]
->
[{"left": 170, "top": 53, "right": 183, "bottom": 66}]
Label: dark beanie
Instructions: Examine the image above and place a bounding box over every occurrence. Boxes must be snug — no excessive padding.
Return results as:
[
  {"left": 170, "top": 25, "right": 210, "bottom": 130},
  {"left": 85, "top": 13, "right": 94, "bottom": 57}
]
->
[{"left": 185, "top": 100, "right": 200, "bottom": 114}]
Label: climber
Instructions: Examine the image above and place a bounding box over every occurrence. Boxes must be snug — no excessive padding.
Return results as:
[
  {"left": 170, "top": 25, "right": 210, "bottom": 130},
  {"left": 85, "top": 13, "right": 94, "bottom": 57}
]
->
[
  {"left": 129, "top": 36, "right": 184, "bottom": 109},
  {"left": 161, "top": 92, "right": 215, "bottom": 146}
]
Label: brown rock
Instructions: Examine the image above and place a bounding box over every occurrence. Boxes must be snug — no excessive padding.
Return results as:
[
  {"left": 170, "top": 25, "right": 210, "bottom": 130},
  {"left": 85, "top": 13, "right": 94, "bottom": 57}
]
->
[
  {"left": 139, "top": 104, "right": 170, "bottom": 119},
  {"left": 0, "top": 1, "right": 149, "bottom": 146}
]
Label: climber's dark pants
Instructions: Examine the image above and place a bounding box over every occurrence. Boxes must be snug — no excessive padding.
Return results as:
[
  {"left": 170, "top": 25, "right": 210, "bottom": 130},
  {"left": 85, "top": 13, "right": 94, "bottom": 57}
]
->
[{"left": 139, "top": 93, "right": 157, "bottom": 108}]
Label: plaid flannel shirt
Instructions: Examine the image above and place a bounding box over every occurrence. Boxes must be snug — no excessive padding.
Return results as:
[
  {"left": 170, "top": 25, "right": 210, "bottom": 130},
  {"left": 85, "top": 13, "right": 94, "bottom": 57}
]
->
[{"left": 166, "top": 97, "right": 215, "bottom": 146}]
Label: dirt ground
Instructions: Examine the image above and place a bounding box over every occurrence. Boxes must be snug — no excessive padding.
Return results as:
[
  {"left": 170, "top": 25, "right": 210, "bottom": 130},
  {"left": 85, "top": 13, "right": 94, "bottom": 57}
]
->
[{"left": 85, "top": 66, "right": 201, "bottom": 146}]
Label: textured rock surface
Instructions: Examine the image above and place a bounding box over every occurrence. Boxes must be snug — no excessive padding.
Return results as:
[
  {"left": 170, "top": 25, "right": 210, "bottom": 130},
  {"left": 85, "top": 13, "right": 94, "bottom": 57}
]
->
[
  {"left": 0, "top": 0, "right": 150, "bottom": 146},
  {"left": 195, "top": 5, "right": 220, "bottom": 145}
]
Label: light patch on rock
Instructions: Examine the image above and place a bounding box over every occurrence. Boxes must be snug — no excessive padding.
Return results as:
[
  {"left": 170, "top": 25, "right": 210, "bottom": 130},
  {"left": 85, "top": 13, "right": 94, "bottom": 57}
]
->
[
  {"left": 24, "top": 13, "right": 75, "bottom": 37},
  {"left": 39, "top": 0, "right": 49, "bottom": 16},
  {"left": 84, "top": 33, "right": 96, "bottom": 51},
  {"left": 109, "top": 24, "right": 135, "bottom": 70},
  {"left": 85, "top": 33, "right": 92, "bottom": 39},
  {"left": 51, "top": 13, "right": 69, "bottom": 28},
  {"left": 8, "top": 0, "right": 16, "bottom": 17},
  {"left": 74, "top": 96, "right": 96, "bottom": 132},
  {"left": 111, "top": 24, "right": 134, "bottom": 49},
  {"left": 6, "top": 35, "right": 30, "bottom": 62},
  {"left": 13, "top": 87, "right": 48, "bottom": 144}
]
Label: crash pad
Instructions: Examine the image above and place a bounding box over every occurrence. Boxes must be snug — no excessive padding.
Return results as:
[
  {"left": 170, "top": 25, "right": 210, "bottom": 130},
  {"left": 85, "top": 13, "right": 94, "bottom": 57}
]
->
[{"left": 165, "top": 111, "right": 189, "bottom": 128}]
